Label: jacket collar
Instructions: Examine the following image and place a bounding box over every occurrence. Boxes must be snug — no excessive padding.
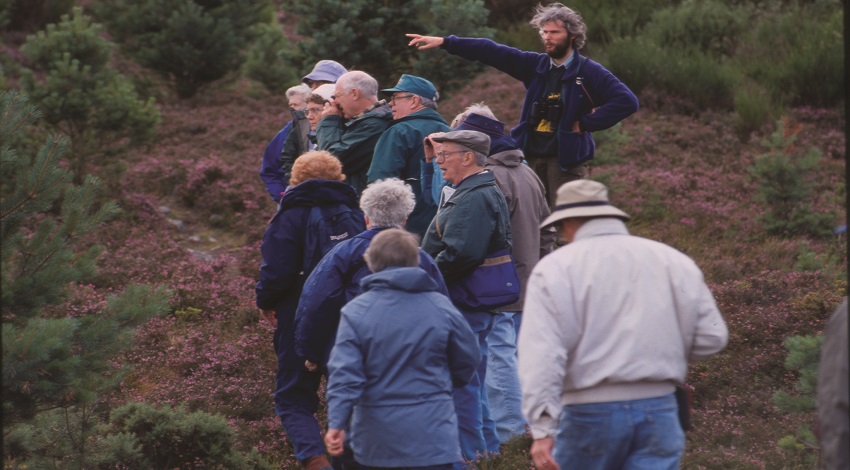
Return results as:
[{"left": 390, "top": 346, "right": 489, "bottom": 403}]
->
[
  {"left": 573, "top": 217, "right": 630, "bottom": 242},
  {"left": 389, "top": 107, "right": 449, "bottom": 126},
  {"left": 361, "top": 266, "right": 439, "bottom": 293},
  {"left": 453, "top": 169, "right": 495, "bottom": 193}
]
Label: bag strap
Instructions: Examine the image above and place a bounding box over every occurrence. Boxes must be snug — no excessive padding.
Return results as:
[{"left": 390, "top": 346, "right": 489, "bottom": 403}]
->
[{"left": 574, "top": 57, "right": 597, "bottom": 109}]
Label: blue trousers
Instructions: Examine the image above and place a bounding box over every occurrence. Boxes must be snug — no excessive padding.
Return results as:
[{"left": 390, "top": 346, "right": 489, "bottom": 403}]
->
[
  {"left": 553, "top": 393, "right": 685, "bottom": 470},
  {"left": 485, "top": 311, "right": 526, "bottom": 443},
  {"left": 452, "top": 310, "right": 498, "bottom": 462},
  {"left": 275, "top": 367, "right": 326, "bottom": 462}
]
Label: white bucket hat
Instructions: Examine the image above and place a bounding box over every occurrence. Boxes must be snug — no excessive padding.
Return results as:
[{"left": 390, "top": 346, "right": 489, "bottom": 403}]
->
[{"left": 540, "top": 180, "right": 630, "bottom": 228}]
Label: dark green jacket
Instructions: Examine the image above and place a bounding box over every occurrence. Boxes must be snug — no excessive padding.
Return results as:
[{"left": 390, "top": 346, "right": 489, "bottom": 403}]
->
[
  {"left": 317, "top": 101, "right": 393, "bottom": 195},
  {"left": 421, "top": 170, "right": 512, "bottom": 283},
  {"left": 369, "top": 108, "right": 450, "bottom": 238}
]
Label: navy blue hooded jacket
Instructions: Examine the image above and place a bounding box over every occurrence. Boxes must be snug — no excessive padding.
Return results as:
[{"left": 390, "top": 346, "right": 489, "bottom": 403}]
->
[
  {"left": 256, "top": 179, "right": 366, "bottom": 367},
  {"left": 294, "top": 227, "right": 448, "bottom": 366}
]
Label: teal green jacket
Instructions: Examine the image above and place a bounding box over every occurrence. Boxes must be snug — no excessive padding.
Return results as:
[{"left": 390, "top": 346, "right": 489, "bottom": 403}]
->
[
  {"left": 368, "top": 108, "right": 450, "bottom": 238},
  {"left": 421, "top": 170, "right": 512, "bottom": 283}
]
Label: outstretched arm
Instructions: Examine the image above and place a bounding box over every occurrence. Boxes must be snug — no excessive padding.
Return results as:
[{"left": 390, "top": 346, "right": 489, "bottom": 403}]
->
[{"left": 407, "top": 34, "right": 444, "bottom": 49}]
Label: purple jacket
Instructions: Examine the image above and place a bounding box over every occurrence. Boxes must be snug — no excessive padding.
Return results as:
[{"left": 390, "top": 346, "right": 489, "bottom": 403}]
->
[{"left": 441, "top": 36, "right": 639, "bottom": 168}]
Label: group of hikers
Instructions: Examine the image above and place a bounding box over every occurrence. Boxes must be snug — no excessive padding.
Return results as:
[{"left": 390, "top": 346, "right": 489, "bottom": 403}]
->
[{"left": 255, "top": 3, "right": 730, "bottom": 470}]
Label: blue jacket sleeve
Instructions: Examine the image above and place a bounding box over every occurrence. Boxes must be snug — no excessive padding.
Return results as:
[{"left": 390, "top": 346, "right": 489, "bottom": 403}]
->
[
  {"left": 326, "top": 309, "right": 366, "bottom": 430},
  {"left": 578, "top": 61, "right": 639, "bottom": 133},
  {"left": 442, "top": 36, "right": 542, "bottom": 85},
  {"left": 445, "top": 302, "right": 480, "bottom": 387},
  {"left": 295, "top": 243, "right": 351, "bottom": 363},
  {"left": 419, "top": 251, "right": 449, "bottom": 297},
  {"left": 259, "top": 123, "right": 292, "bottom": 201},
  {"left": 255, "top": 208, "right": 305, "bottom": 310}
]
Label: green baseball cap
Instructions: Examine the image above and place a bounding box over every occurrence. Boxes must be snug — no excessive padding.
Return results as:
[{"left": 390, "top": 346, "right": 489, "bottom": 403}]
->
[{"left": 381, "top": 74, "right": 439, "bottom": 101}]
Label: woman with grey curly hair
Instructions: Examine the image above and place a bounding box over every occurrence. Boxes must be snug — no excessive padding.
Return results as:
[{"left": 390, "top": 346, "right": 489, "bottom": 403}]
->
[
  {"left": 359, "top": 178, "right": 416, "bottom": 228},
  {"left": 295, "top": 177, "right": 447, "bottom": 376}
]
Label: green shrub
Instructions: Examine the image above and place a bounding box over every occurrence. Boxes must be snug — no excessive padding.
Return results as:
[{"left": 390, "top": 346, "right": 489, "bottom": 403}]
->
[
  {"left": 737, "top": 5, "right": 843, "bottom": 107},
  {"left": 605, "top": 37, "right": 661, "bottom": 95},
  {"left": 294, "top": 0, "right": 493, "bottom": 92},
  {"left": 662, "top": 50, "right": 738, "bottom": 111},
  {"left": 772, "top": 335, "right": 822, "bottom": 466},
  {"left": 645, "top": 0, "right": 748, "bottom": 58},
  {"left": 749, "top": 122, "right": 835, "bottom": 237},
  {"left": 19, "top": 7, "right": 159, "bottom": 178},
  {"left": 242, "top": 22, "right": 301, "bottom": 95},
  {"left": 0, "top": 0, "right": 74, "bottom": 32},
  {"left": 97, "top": 0, "right": 273, "bottom": 99},
  {"left": 734, "top": 80, "right": 777, "bottom": 140},
  {"left": 106, "top": 402, "right": 274, "bottom": 469},
  {"left": 567, "top": 0, "right": 666, "bottom": 47}
]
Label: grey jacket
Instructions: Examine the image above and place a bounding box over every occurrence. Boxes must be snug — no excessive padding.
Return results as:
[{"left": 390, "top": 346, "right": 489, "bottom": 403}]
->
[{"left": 485, "top": 149, "right": 554, "bottom": 311}]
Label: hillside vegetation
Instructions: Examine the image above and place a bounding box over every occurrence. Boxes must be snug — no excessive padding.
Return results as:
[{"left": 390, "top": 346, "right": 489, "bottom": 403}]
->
[{"left": 2, "top": 0, "right": 845, "bottom": 468}]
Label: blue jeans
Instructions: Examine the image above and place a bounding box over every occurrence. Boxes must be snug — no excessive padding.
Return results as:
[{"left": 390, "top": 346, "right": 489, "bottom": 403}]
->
[
  {"left": 452, "top": 310, "right": 496, "bottom": 461},
  {"left": 553, "top": 393, "right": 685, "bottom": 470},
  {"left": 485, "top": 311, "right": 526, "bottom": 444}
]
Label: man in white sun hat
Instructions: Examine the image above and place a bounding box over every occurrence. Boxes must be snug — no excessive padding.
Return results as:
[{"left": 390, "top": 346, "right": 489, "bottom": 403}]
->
[{"left": 518, "top": 179, "right": 728, "bottom": 470}]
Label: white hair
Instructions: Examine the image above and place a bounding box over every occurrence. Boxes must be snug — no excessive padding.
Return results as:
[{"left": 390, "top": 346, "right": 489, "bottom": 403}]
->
[
  {"left": 285, "top": 84, "right": 312, "bottom": 101},
  {"left": 360, "top": 178, "right": 415, "bottom": 227},
  {"left": 337, "top": 71, "right": 378, "bottom": 100},
  {"left": 450, "top": 102, "right": 497, "bottom": 129}
]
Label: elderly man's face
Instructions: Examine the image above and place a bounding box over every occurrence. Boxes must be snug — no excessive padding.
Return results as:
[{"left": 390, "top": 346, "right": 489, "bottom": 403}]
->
[
  {"left": 435, "top": 143, "right": 469, "bottom": 185},
  {"left": 333, "top": 84, "right": 359, "bottom": 119},
  {"left": 389, "top": 92, "right": 418, "bottom": 120}
]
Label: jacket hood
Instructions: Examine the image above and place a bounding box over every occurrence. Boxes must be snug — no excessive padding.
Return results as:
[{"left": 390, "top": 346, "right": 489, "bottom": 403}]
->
[
  {"left": 486, "top": 149, "right": 524, "bottom": 168},
  {"left": 360, "top": 266, "right": 440, "bottom": 293},
  {"left": 281, "top": 179, "right": 359, "bottom": 209},
  {"left": 389, "top": 107, "right": 449, "bottom": 126}
]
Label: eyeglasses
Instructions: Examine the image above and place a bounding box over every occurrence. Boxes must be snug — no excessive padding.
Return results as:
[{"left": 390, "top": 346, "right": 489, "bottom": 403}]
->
[
  {"left": 305, "top": 107, "right": 323, "bottom": 116},
  {"left": 390, "top": 94, "right": 415, "bottom": 104},
  {"left": 436, "top": 150, "right": 467, "bottom": 160}
]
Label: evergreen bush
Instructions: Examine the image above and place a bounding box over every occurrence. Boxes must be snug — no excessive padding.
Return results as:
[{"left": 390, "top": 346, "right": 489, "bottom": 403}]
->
[
  {"left": 1, "top": 90, "right": 172, "bottom": 467},
  {"left": 772, "top": 335, "right": 822, "bottom": 466},
  {"left": 19, "top": 7, "right": 159, "bottom": 179},
  {"left": 243, "top": 22, "right": 301, "bottom": 95},
  {"left": 646, "top": 0, "right": 747, "bottom": 58},
  {"left": 0, "top": 0, "right": 74, "bottom": 32},
  {"left": 97, "top": 0, "right": 273, "bottom": 99},
  {"left": 293, "top": 0, "right": 493, "bottom": 92},
  {"left": 749, "top": 121, "right": 835, "bottom": 237},
  {"left": 738, "top": 4, "right": 843, "bottom": 108}
]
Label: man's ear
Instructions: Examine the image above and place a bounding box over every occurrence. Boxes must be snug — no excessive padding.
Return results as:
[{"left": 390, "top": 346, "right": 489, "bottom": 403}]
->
[{"left": 350, "top": 88, "right": 360, "bottom": 100}]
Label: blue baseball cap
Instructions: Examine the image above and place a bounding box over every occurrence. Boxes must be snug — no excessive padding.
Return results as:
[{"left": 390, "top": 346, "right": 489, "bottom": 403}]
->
[
  {"left": 381, "top": 74, "right": 439, "bottom": 101},
  {"left": 302, "top": 60, "right": 347, "bottom": 85}
]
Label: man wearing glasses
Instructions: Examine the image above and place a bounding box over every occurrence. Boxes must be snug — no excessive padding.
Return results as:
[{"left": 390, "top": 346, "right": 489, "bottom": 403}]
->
[
  {"left": 317, "top": 71, "right": 393, "bottom": 195},
  {"left": 368, "top": 74, "right": 451, "bottom": 238},
  {"left": 421, "top": 130, "right": 512, "bottom": 463}
]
